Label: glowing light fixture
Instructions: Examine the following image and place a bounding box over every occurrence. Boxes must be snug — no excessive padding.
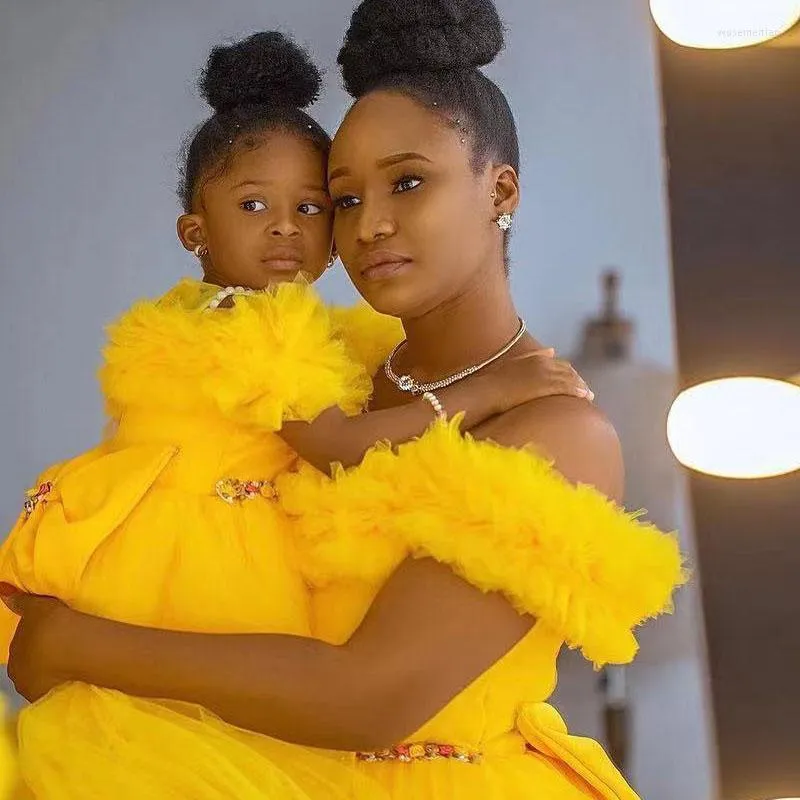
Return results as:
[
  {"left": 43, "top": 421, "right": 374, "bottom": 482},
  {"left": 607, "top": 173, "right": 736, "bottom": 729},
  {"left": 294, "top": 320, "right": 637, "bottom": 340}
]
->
[
  {"left": 667, "top": 377, "right": 800, "bottom": 479},
  {"left": 650, "top": 0, "right": 800, "bottom": 49}
]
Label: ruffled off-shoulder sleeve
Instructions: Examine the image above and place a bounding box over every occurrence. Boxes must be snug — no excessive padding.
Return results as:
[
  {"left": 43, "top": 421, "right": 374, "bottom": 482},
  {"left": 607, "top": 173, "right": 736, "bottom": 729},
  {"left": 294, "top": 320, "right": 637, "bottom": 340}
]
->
[
  {"left": 280, "top": 420, "right": 687, "bottom": 667},
  {"left": 100, "top": 281, "right": 374, "bottom": 430},
  {"left": 329, "top": 302, "right": 404, "bottom": 378}
]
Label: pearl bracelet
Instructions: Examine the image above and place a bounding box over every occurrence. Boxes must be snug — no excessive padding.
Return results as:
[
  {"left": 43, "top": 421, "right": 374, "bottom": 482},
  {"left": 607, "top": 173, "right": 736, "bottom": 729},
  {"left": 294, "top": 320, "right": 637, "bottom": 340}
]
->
[{"left": 422, "top": 391, "right": 447, "bottom": 421}]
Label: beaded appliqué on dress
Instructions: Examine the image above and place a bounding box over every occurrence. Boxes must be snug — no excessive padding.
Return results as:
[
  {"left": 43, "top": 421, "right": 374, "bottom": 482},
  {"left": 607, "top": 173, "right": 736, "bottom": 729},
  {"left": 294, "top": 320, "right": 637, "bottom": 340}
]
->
[
  {"left": 23, "top": 482, "right": 53, "bottom": 519},
  {"left": 356, "top": 742, "right": 481, "bottom": 764},
  {"left": 214, "top": 479, "right": 276, "bottom": 504}
]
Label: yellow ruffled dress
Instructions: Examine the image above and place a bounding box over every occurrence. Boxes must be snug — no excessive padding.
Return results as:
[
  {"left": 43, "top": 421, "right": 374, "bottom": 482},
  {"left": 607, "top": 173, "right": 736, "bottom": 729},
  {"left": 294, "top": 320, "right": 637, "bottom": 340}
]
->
[
  {"left": 0, "top": 278, "right": 685, "bottom": 799},
  {"left": 0, "top": 278, "right": 398, "bottom": 800},
  {"left": 278, "top": 421, "right": 687, "bottom": 799}
]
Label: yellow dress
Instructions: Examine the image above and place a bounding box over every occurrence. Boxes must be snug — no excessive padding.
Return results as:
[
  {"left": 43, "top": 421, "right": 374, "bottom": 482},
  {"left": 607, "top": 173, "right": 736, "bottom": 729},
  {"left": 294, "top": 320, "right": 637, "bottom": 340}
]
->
[
  {"left": 0, "top": 278, "right": 399, "bottom": 800},
  {"left": 0, "top": 279, "right": 685, "bottom": 799},
  {"left": 279, "top": 421, "right": 687, "bottom": 799},
  {"left": 0, "top": 697, "right": 19, "bottom": 799}
]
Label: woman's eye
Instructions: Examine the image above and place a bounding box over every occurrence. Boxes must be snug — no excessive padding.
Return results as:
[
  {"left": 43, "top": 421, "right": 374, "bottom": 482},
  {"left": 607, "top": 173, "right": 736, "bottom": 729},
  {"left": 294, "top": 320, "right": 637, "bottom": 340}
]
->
[
  {"left": 394, "top": 176, "right": 423, "bottom": 193},
  {"left": 298, "top": 202, "right": 324, "bottom": 216},
  {"left": 241, "top": 200, "right": 267, "bottom": 212},
  {"left": 333, "top": 195, "right": 361, "bottom": 210}
]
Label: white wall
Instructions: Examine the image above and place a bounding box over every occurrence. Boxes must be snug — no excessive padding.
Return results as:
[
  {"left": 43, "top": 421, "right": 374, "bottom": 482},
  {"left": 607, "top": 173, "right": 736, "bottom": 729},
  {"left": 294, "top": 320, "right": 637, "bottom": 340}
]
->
[{"left": 0, "top": 1, "right": 714, "bottom": 797}]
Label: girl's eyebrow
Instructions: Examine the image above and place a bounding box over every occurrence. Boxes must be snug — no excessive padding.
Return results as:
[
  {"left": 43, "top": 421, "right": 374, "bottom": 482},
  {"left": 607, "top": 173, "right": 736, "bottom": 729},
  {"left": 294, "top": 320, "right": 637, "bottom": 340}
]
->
[{"left": 229, "top": 180, "right": 328, "bottom": 194}]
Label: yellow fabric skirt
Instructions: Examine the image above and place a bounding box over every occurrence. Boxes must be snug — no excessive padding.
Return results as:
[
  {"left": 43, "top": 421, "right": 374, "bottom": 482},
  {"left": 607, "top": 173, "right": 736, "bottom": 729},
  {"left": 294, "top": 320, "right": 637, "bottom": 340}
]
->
[
  {"left": 13, "top": 685, "right": 638, "bottom": 799},
  {"left": 0, "top": 438, "right": 313, "bottom": 654},
  {"left": 14, "top": 684, "right": 384, "bottom": 800},
  {"left": 0, "top": 441, "right": 358, "bottom": 799}
]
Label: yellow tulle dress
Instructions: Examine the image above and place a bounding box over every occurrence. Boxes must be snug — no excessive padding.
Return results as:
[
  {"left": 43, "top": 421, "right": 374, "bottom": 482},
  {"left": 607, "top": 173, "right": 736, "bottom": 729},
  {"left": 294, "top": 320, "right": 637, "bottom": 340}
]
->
[
  {"left": 0, "top": 277, "right": 685, "bottom": 799},
  {"left": 0, "top": 278, "right": 399, "bottom": 800},
  {"left": 0, "top": 697, "right": 19, "bottom": 800},
  {"left": 278, "top": 421, "right": 687, "bottom": 799}
]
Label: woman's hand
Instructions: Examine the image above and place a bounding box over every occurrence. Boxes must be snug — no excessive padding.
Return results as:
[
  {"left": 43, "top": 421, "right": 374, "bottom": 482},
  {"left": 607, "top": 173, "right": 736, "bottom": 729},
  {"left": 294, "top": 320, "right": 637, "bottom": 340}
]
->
[{"left": 1, "top": 586, "right": 73, "bottom": 702}]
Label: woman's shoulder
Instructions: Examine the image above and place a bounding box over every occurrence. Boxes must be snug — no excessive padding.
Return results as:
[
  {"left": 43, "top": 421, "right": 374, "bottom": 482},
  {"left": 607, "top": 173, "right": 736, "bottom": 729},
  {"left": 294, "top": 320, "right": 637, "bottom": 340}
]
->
[
  {"left": 286, "top": 411, "right": 683, "bottom": 667},
  {"left": 471, "top": 397, "right": 624, "bottom": 502}
]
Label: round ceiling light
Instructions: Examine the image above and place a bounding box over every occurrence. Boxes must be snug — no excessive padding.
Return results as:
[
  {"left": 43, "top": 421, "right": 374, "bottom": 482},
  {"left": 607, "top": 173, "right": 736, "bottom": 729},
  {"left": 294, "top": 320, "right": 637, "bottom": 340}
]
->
[{"left": 667, "top": 377, "right": 800, "bottom": 478}]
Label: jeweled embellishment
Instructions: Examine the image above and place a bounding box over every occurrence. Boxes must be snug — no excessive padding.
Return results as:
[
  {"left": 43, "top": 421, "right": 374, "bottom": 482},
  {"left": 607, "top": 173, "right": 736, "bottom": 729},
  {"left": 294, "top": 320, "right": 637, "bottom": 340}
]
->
[
  {"left": 215, "top": 479, "right": 277, "bottom": 504},
  {"left": 23, "top": 482, "right": 53, "bottom": 519},
  {"left": 356, "top": 742, "right": 481, "bottom": 764},
  {"left": 397, "top": 375, "right": 417, "bottom": 393}
]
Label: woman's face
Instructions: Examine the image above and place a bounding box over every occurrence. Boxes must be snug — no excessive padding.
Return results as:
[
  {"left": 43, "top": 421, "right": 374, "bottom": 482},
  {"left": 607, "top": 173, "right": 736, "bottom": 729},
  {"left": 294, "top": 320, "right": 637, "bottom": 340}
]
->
[{"left": 329, "top": 91, "right": 504, "bottom": 318}]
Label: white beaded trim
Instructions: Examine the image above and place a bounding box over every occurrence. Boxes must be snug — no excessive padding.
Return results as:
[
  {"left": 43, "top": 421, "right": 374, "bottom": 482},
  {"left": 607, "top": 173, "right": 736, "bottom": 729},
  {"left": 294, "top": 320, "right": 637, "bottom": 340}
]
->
[
  {"left": 422, "top": 391, "right": 447, "bottom": 421},
  {"left": 205, "top": 286, "right": 259, "bottom": 311}
]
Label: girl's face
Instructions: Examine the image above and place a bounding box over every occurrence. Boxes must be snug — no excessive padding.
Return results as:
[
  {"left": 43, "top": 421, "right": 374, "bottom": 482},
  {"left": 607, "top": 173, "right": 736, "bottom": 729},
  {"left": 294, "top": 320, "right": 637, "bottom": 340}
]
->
[
  {"left": 328, "top": 90, "right": 508, "bottom": 319},
  {"left": 179, "top": 131, "right": 333, "bottom": 289}
]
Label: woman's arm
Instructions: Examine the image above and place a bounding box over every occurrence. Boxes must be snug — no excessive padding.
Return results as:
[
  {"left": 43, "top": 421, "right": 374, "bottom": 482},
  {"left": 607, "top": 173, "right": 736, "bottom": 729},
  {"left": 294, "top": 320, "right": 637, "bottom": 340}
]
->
[
  {"left": 5, "top": 399, "right": 619, "bottom": 751},
  {"left": 10, "top": 556, "right": 534, "bottom": 751},
  {"left": 4, "top": 560, "right": 530, "bottom": 751},
  {"left": 279, "top": 353, "right": 591, "bottom": 473}
]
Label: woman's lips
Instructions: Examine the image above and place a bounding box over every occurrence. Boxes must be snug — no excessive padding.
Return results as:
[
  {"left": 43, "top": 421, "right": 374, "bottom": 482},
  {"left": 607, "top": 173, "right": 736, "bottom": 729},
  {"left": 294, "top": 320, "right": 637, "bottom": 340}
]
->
[{"left": 359, "top": 251, "right": 412, "bottom": 281}]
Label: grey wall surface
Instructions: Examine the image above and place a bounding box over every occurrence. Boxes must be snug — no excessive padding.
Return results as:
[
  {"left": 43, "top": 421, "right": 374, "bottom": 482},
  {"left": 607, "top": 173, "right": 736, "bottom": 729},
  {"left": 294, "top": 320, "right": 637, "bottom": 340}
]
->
[{"left": 0, "top": 2, "right": 713, "bottom": 798}]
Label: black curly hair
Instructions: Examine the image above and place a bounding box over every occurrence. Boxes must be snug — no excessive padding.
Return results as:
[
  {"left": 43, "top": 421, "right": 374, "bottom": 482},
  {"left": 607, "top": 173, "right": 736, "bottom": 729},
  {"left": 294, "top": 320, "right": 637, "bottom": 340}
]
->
[
  {"left": 179, "top": 32, "right": 330, "bottom": 212},
  {"left": 337, "top": 0, "right": 519, "bottom": 176}
]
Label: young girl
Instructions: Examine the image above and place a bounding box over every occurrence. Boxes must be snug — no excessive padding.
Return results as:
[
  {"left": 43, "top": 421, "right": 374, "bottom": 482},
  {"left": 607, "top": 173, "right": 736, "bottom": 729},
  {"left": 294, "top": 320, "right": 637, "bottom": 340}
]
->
[{"left": 0, "top": 30, "right": 587, "bottom": 799}]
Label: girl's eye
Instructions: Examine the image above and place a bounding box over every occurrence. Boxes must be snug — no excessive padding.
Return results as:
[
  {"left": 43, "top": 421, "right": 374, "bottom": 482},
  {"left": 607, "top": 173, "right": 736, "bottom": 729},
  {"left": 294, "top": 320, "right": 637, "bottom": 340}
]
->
[
  {"left": 241, "top": 200, "right": 267, "bottom": 212},
  {"left": 394, "top": 176, "right": 423, "bottom": 193},
  {"left": 298, "top": 202, "right": 324, "bottom": 216},
  {"left": 333, "top": 195, "right": 361, "bottom": 210}
]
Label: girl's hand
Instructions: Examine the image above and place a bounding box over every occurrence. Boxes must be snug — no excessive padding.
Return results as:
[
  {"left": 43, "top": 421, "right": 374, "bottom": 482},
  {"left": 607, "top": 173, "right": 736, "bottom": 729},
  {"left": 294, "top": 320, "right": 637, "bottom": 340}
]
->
[{"left": 482, "top": 349, "right": 593, "bottom": 413}]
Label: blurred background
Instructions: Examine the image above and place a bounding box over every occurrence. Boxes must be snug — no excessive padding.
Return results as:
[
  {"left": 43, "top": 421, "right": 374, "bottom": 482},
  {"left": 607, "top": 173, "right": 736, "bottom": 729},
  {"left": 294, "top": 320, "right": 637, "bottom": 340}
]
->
[{"left": 1, "top": 2, "right": 798, "bottom": 799}]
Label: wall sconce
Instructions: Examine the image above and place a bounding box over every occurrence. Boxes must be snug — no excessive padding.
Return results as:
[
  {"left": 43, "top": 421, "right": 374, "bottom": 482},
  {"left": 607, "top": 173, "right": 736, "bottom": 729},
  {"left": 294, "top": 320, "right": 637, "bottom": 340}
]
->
[
  {"left": 650, "top": 0, "right": 800, "bottom": 49},
  {"left": 667, "top": 376, "right": 800, "bottom": 478}
]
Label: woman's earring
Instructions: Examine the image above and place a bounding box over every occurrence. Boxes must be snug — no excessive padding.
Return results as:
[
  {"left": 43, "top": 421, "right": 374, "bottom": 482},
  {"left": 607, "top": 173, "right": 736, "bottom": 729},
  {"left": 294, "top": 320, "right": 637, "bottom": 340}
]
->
[
  {"left": 496, "top": 213, "right": 513, "bottom": 232},
  {"left": 193, "top": 244, "right": 208, "bottom": 258},
  {"left": 327, "top": 255, "right": 337, "bottom": 270}
]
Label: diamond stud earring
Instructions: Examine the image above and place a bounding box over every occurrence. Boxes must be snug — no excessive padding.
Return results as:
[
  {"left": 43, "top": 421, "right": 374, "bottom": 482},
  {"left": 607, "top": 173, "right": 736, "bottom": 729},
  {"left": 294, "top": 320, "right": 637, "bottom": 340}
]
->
[{"left": 496, "top": 213, "right": 513, "bottom": 231}]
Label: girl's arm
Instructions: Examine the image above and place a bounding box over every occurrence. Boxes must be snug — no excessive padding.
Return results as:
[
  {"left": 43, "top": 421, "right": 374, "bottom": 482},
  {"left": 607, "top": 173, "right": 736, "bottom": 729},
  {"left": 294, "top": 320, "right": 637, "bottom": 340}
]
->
[{"left": 278, "top": 353, "right": 590, "bottom": 473}]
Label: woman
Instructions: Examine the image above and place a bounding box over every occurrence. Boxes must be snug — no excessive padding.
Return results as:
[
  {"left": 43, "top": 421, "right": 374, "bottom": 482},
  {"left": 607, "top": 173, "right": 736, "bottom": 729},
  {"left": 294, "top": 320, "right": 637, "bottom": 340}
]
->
[
  {"left": 4, "top": 1, "right": 684, "bottom": 798},
  {"left": 1, "top": 31, "right": 587, "bottom": 800}
]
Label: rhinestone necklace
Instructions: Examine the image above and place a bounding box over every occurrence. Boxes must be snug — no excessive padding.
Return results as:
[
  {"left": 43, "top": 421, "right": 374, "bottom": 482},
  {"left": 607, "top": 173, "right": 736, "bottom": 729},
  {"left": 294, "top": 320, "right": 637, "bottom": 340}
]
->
[{"left": 384, "top": 318, "right": 527, "bottom": 395}]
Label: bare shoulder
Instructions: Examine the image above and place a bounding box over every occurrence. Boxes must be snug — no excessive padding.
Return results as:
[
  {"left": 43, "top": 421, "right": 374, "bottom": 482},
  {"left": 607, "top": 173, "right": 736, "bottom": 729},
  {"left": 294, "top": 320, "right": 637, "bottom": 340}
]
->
[{"left": 471, "top": 397, "right": 624, "bottom": 502}]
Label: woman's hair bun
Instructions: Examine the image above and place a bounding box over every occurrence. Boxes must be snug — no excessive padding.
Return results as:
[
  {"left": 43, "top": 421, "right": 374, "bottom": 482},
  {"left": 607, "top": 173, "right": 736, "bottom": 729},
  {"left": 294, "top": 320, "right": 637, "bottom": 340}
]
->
[
  {"left": 200, "top": 31, "right": 322, "bottom": 114},
  {"left": 338, "top": 0, "right": 505, "bottom": 97}
]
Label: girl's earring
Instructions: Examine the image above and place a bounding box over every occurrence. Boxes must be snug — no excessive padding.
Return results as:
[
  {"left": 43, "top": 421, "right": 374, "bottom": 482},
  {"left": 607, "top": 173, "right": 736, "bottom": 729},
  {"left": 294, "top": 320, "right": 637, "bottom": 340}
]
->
[
  {"left": 193, "top": 244, "right": 208, "bottom": 258},
  {"left": 327, "top": 255, "right": 337, "bottom": 270}
]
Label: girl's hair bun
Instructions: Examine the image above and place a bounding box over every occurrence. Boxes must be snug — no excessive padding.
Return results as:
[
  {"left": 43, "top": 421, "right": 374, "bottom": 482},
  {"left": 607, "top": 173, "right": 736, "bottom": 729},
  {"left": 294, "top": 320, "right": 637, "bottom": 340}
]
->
[{"left": 201, "top": 31, "right": 322, "bottom": 113}]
